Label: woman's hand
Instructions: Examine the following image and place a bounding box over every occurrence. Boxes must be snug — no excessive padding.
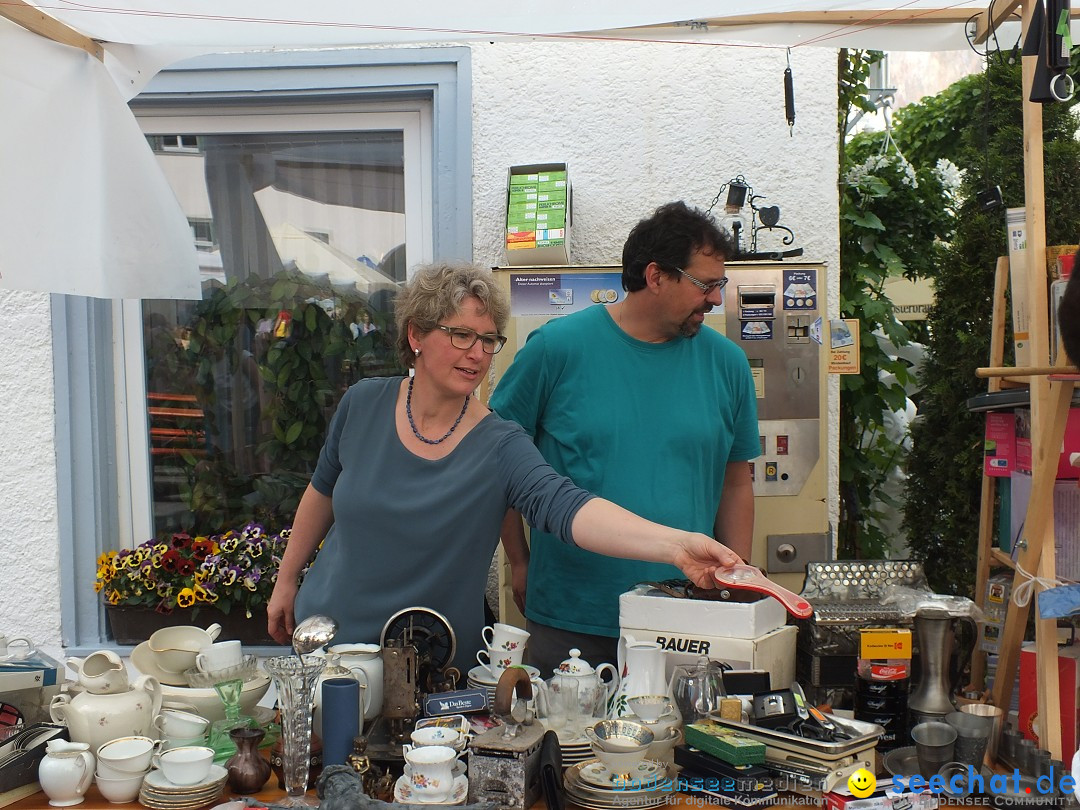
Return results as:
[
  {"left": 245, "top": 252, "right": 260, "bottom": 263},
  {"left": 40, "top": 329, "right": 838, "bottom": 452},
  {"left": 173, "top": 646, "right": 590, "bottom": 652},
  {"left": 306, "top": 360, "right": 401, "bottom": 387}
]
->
[
  {"left": 671, "top": 532, "right": 742, "bottom": 589},
  {"left": 266, "top": 579, "right": 299, "bottom": 645}
]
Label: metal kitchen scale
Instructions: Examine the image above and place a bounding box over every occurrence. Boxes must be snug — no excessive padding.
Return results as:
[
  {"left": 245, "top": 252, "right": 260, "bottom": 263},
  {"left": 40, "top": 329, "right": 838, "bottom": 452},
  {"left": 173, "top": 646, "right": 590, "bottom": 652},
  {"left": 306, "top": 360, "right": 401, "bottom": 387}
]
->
[
  {"left": 363, "top": 607, "right": 461, "bottom": 764},
  {"left": 707, "top": 712, "right": 883, "bottom": 794}
]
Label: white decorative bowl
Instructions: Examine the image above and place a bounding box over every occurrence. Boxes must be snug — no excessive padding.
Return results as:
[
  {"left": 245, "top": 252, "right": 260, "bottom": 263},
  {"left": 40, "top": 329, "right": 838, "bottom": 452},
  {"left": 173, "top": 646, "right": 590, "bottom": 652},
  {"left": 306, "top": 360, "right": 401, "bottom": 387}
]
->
[{"left": 158, "top": 673, "right": 271, "bottom": 722}]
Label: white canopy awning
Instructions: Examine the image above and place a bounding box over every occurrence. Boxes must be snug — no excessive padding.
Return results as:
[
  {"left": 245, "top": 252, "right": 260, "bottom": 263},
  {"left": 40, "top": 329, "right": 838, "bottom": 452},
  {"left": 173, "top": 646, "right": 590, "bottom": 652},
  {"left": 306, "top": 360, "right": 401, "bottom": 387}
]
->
[{"left": 0, "top": 2, "right": 1024, "bottom": 298}]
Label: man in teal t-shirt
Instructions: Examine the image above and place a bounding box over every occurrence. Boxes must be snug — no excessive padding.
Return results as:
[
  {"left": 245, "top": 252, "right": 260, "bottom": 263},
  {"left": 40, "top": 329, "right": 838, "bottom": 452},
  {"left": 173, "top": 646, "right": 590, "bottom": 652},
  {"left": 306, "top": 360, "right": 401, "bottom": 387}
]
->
[{"left": 490, "top": 201, "right": 760, "bottom": 673}]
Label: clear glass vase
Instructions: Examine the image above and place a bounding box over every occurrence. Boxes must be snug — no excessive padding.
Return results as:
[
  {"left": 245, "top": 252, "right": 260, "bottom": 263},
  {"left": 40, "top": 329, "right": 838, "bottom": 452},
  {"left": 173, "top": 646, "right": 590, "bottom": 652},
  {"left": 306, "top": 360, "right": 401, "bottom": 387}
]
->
[{"left": 264, "top": 655, "right": 326, "bottom": 807}]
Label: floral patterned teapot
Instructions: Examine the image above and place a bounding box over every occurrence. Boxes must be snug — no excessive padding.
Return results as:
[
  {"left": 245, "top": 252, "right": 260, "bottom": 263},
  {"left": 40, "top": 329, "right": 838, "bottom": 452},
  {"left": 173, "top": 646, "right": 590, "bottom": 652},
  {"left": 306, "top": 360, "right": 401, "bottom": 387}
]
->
[
  {"left": 50, "top": 674, "right": 162, "bottom": 752},
  {"left": 551, "top": 649, "right": 619, "bottom": 720}
]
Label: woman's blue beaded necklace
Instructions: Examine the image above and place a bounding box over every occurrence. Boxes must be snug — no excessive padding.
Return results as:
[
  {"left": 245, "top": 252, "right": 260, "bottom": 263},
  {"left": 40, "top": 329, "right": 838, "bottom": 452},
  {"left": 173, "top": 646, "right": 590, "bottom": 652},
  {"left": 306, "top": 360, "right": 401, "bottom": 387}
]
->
[{"left": 406, "top": 376, "right": 470, "bottom": 445}]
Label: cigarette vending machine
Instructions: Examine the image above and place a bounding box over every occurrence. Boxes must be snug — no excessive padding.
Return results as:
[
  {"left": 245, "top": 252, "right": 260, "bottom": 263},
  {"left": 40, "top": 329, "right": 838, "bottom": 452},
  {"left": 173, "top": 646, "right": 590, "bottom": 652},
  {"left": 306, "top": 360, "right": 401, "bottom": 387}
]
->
[{"left": 487, "top": 263, "right": 829, "bottom": 620}]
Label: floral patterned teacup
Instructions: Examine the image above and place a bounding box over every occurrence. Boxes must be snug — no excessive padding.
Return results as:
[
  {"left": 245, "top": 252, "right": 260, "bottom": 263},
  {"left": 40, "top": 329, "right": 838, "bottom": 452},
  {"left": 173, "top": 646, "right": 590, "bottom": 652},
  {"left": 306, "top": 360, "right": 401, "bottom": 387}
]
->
[
  {"left": 481, "top": 622, "right": 530, "bottom": 653},
  {"left": 403, "top": 744, "right": 457, "bottom": 803},
  {"left": 410, "top": 726, "right": 461, "bottom": 749},
  {"left": 476, "top": 645, "right": 524, "bottom": 681}
]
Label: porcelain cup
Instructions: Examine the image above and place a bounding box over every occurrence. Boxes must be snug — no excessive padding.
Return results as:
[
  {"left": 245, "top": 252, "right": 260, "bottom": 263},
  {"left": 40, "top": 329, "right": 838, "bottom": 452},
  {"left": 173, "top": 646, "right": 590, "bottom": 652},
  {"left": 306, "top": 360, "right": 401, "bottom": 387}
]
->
[
  {"left": 477, "top": 646, "right": 524, "bottom": 680},
  {"left": 94, "top": 770, "right": 147, "bottom": 803},
  {"left": 153, "top": 709, "right": 210, "bottom": 740},
  {"left": 152, "top": 745, "right": 215, "bottom": 786},
  {"left": 590, "top": 743, "right": 650, "bottom": 780},
  {"left": 0, "top": 634, "right": 34, "bottom": 661},
  {"left": 481, "top": 623, "right": 530, "bottom": 655},
  {"left": 403, "top": 744, "right": 457, "bottom": 803},
  {"left": 410, "top": 726, "right": 461, "bottom": 749},
  {"left": 194, "top": 640, "right": 243, "bottom": 674},
  {"left": 96, "top": 736, "right": 159, "bottom": 777},
  {"left": 160, "top": 735, "right": 210, "bottom": 752},
  {"left": 627, "top": 695, "right": 675, "bottom": 724}
]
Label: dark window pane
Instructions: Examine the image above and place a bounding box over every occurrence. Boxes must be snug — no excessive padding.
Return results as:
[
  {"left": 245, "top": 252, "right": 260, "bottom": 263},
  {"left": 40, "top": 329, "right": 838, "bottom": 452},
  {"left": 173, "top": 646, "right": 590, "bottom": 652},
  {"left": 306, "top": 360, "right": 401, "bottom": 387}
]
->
[{"left": 144, "top": 131, "right": 408, "bottom": 536}]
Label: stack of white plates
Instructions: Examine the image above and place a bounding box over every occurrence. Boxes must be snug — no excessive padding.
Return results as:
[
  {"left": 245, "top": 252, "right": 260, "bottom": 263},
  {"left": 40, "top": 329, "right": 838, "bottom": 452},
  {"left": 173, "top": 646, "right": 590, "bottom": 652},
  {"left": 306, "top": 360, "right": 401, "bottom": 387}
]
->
[
  {"left": 552, "top": 725, "right": 593, "bottom": 766},
  {"left": 137, "top": 764, "right": 227, "bottom": 810},
  {"left": 536, "top": 717, "right": 598, "bottom": 765},
  {"left": 466, "top": 664, "right": 541, "bottom": 708},
  {"left": 563, "top": 759, "right": 673, "bottom": 810}
]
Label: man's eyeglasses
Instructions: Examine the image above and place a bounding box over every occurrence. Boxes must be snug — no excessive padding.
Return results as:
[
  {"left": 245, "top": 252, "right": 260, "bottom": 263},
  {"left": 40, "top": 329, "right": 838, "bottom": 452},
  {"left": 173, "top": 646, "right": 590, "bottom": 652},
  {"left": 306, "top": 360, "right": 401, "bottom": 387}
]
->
[
  {"left": 435, "top": 324, "right": 508, "bottom": 354},
  {"left": 675, "top": 267, "right": 730, "bottom": 295}
]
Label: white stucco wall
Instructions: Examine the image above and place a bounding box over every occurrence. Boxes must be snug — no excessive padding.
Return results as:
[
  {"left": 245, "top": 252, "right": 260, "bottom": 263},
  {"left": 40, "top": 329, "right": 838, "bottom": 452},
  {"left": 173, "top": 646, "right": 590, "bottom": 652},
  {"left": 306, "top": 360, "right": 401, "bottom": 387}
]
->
[
  {"left": 3, "top": 40, "right": 840, "bottom": 656},
  {"left": 469, "top": 38, "right": 841, "bottom": 536},
  {"left": 0, "top": 289, "right": 63, "bottom": 659}
]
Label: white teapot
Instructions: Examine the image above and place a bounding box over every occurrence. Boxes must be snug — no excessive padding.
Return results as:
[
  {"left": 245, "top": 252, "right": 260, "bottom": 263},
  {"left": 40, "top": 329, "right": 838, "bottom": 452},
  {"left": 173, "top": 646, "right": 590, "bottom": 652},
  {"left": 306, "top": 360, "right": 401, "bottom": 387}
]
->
[
  {"left": 50, "top": 674, "right": 162, "bottom": 751},
  {"left": 552, "top": 649, "right": 619, "bottom": 720}
]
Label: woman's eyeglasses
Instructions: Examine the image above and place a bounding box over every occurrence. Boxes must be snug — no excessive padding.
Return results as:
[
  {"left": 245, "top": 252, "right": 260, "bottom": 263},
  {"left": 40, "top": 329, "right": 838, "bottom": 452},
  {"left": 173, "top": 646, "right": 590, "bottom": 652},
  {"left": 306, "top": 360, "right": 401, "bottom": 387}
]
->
[{"left": 435, "top": 324, "right": 508, "bottom": 354}]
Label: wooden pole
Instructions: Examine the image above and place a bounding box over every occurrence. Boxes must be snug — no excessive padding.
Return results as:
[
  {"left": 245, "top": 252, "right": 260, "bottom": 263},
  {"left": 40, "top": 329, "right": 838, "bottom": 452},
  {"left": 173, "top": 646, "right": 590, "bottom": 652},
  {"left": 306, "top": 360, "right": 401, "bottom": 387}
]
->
[
  {"left": 0, "top": 0, "right": 104, "bottom": 60},
  {"left": 971, "top": 257, "right": 1010, "bottom": 694},
  {"left": 990, "top": 0, "right": 1062, "bottom": 759},
  {"left": 977, "top": 365, "right": 1079, "bottom": 377}
]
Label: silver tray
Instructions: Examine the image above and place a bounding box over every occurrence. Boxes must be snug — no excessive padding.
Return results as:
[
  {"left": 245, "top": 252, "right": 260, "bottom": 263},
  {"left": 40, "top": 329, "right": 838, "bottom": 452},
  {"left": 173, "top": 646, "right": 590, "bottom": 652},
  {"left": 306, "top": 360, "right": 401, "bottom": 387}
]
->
[{"left": 704, "top": 711, "right": 884, "bottom": 760}]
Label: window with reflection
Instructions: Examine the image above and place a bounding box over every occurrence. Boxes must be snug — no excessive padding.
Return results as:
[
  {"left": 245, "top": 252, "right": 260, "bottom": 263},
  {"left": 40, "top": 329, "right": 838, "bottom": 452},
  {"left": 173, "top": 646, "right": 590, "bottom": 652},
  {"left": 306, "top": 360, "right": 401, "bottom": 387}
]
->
[{"left": 142, "top": 131, "right": 409, "bottom": 536}]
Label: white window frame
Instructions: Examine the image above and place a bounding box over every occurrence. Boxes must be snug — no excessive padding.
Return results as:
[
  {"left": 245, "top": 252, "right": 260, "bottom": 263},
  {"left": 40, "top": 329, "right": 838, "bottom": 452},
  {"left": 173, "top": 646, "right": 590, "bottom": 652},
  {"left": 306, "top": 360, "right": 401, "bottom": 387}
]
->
[{"left": 120, "top": 107, "right": 433, "bottom": 548}]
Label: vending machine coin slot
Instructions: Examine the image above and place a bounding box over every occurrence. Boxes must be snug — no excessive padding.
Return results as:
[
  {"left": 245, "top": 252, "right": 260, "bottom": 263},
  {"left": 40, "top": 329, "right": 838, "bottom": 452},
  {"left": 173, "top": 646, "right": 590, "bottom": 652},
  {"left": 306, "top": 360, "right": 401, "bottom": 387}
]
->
[{"left": 786, "top": 314, "right": 811, "bottom": 344}]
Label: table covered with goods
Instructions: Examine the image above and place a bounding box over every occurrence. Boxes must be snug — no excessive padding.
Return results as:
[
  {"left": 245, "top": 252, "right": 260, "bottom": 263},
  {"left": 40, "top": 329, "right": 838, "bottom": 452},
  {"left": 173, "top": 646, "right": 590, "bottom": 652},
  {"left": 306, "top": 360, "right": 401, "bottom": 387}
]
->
[{"left": 3, "top": 565, "right": 1070, "bottom": 810}]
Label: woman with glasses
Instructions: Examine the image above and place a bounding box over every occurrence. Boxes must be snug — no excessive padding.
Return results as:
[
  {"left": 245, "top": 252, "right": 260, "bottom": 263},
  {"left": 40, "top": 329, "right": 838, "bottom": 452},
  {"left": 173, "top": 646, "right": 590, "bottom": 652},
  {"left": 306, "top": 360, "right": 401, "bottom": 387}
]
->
[{"left": 266, "top": 261, "right": 742, "bottom": 672}]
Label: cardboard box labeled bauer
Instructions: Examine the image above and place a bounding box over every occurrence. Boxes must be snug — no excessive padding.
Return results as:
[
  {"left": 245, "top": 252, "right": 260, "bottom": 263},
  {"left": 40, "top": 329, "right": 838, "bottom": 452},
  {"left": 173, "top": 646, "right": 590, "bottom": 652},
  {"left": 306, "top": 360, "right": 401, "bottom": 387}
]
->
[
  {"left": 621, "top": 625, "right": 796, "bottom": 688},
  {"left": 619, "top": 584, "right": 787, "bottom": 639}
]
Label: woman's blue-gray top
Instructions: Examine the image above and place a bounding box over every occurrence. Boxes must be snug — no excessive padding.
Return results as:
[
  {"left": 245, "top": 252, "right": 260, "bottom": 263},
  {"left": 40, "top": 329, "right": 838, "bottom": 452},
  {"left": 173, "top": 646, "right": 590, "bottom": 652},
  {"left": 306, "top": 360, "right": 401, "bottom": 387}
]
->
[{"left": 293, "top": 376, "right": 594, "bottom": 672}]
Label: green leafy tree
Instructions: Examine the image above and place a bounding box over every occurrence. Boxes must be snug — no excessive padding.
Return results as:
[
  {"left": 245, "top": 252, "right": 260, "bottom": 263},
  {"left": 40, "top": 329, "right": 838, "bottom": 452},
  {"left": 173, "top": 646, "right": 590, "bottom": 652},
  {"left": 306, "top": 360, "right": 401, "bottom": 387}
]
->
[{"left": 899, "top": 57, "right": 1080, "bottom": 594}]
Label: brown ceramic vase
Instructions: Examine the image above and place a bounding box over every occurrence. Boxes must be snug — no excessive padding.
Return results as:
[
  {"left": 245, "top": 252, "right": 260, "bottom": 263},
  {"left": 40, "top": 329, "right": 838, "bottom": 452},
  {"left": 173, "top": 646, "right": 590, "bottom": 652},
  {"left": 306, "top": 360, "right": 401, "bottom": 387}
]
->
[{"left": 225, "top": 726, "right": 272, "bottom": 794}]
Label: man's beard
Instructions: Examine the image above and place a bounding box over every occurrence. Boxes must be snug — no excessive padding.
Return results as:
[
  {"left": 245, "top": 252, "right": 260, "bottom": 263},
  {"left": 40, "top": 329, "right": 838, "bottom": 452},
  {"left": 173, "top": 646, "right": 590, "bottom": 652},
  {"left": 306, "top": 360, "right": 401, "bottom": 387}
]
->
[{"left": 679, "top": 310, "right": 709, "bottom": 338}]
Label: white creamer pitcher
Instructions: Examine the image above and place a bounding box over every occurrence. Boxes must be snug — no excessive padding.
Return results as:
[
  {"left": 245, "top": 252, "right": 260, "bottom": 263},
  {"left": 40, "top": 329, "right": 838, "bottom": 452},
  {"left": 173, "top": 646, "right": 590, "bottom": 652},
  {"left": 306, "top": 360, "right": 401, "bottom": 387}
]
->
[
  {"left": 328, "top": 643, "right": 382, "bottom": 721},
  {"left": 38, "top": 740, "right": 94, "bottom": 807}
]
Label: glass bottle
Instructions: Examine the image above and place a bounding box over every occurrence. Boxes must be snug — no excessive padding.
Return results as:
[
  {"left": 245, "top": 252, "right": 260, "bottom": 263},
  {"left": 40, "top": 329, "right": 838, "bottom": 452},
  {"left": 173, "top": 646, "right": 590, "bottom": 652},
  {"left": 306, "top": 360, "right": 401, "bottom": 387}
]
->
[{"left": 207, "top": 678, "right": 257, "bottom": 763}]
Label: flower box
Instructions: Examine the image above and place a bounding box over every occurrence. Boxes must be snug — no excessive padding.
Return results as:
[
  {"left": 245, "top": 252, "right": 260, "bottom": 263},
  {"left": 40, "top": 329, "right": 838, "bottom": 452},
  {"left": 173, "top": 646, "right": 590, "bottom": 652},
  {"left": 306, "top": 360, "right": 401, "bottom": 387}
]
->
[{"left": 105, "top": 604, "right": 278, "bottom": 647}]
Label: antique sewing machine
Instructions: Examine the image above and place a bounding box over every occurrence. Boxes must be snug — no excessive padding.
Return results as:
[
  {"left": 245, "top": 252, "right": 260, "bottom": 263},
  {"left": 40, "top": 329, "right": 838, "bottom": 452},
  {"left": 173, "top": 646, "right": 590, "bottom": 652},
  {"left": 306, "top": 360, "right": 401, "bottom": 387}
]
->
[{"left": 363, "top": 607, "right": 461, "bottom": 765}]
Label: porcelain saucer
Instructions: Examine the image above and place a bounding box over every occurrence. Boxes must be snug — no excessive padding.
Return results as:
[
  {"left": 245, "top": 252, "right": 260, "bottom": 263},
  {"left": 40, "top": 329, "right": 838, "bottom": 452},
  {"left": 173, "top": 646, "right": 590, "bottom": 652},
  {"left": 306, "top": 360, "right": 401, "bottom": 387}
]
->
[
  {"left": 394, "top": 773, "right": 468, "bottom": 805},
  {"left": 467, "top": 664, "right": 540, "bottom": 685},
  {"left": 144, "top": 763, "right": 228, "bottom": 791},
  {"left": 578, "top": 759, "right": 666, "bottom": 788},
  {"left": 130, "top": 641, "right": 190, "bottom": 686}
]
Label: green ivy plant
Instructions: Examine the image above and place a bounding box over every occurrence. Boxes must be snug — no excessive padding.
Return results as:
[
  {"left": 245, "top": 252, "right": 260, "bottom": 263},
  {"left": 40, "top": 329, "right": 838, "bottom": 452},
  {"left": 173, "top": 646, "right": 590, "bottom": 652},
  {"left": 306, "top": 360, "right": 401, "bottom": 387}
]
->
[
  {"left": 173, "top": 269, "right": 403, "bottom": 534},
  {"left": 836, "top": 50, "right": 958, "bottom": 559}
]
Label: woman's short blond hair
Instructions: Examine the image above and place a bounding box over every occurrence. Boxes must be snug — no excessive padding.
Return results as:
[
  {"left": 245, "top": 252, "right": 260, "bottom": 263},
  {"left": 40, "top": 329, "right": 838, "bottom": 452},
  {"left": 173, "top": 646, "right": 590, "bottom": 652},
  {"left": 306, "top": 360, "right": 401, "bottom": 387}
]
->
[{"left": 394, "top": 262, "right": 510, "bottom": 368}]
